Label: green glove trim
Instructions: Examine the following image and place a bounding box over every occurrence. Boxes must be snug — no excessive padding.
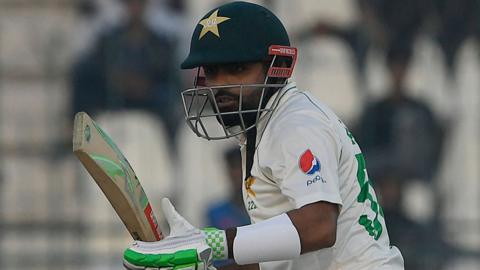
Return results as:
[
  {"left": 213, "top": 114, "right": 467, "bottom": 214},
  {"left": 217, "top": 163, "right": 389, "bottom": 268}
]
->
[
  {"left": 124, "top": 248, "right": 199, "bottom": 268},
  {"left": 173, "top": 262, "right": 197, "bottom": 270},
  {"left": 202, "top": 227, "right": 228, "bottom": 260}
]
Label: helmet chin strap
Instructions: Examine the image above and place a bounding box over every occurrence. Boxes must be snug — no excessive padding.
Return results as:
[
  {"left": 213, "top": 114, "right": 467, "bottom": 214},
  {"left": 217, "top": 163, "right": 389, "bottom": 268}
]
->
[
  {"left": 245, "top": 125, "right": 257, "bottom": 180},
  {"left": 244, "top": 57, "right": 284, "bottom": 179}
]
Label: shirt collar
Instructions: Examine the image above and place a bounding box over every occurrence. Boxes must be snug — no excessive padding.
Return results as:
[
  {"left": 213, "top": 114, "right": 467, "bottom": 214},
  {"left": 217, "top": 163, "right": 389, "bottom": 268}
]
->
[
  {"left": 256, "top": 81, "right": 297, "bottom": 129},
  {"left": 237, "top": 81, "right": 297, "bottom": 146}
]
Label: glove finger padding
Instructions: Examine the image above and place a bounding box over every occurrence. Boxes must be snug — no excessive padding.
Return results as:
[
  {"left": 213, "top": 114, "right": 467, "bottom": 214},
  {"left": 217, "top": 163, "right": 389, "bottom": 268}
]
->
[
  {"left": 123, "top": 198, "right": 216, "bottom": 270},
  {"left": 124, "top": 260, "right": 212, "bottom": 270},
  {"left": 162, "top": 198, "right": 198, "bottom": 237},
  {"left": 124, "top": 242, "right": 213, "bottom": 270}
]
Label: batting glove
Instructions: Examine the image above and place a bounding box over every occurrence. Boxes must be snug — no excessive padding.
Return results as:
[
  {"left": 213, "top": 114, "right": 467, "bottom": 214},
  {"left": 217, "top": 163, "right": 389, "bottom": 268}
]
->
[{"left": 123, "top": 198, "right": 227, "bottom": 270}]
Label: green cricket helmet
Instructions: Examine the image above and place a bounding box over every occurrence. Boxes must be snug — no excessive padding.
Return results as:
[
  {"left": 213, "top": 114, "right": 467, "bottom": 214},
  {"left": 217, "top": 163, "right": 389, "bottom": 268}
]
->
[{"left": 181, "top": 1, "right": 298, "bottom": 140}]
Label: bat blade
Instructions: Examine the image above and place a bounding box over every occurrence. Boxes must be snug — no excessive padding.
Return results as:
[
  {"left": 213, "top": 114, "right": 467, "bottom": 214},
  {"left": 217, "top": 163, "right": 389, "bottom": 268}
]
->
[{"left": 73, "top": 112, "right": 163, "bottom": 241}]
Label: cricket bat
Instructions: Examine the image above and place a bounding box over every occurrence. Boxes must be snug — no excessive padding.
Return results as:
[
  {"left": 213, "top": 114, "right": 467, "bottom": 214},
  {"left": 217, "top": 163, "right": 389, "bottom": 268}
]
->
[{"left": 73, "top": 111, "right": 163, "bottom": 241}]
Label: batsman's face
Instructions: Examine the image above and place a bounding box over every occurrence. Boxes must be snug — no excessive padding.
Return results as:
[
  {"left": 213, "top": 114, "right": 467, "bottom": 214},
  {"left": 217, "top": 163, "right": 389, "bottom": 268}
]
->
[{"left": 202, "top": 62, "right": 267, "bottom": 125}]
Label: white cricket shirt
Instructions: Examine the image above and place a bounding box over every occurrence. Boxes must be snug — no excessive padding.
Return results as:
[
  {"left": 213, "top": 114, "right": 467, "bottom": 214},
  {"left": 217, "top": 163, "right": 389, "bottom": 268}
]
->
[{"left": 240, "top": 82, "right": 404, "bottom": 270}]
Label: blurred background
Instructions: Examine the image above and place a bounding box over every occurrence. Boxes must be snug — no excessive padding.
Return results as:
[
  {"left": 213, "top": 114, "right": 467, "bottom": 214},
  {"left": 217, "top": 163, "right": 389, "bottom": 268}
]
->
[{"left": 0, "top": 0, "right": 479, "bottom": 269}]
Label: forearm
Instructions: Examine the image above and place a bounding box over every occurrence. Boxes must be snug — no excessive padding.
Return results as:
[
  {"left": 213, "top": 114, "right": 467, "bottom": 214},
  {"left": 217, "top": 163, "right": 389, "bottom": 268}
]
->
[
  {"left": 219, "top": 202, "right": 338, "bottom": 264},
  {"left": 287, "top": 202, "right": 339, "bottom": 253}
]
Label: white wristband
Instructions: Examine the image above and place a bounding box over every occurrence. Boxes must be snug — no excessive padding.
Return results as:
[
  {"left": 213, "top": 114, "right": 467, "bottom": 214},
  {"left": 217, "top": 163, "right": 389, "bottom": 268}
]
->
[{"left": 233, "top": 213, "right": 301, "bottom": 265}]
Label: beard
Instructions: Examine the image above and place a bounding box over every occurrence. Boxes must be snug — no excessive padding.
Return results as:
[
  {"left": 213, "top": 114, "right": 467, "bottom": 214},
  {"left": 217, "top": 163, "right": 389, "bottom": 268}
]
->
[{"left": 211, "top": 89, "right": 262, "bottom": 128}]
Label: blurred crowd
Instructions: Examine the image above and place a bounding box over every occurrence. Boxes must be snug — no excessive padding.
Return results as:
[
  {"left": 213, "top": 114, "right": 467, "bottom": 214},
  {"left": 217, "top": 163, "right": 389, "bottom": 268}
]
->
[
  {"left": 0, "top": 0, "right": 479, "bottom": 269},
  {"left": 69, "top": 0, "right": 480, "bottom": 269}
]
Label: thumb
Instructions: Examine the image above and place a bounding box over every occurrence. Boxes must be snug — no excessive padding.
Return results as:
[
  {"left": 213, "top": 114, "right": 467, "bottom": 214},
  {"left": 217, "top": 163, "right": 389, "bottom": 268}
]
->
[{"left": 161, "top": 198, "right": 197, "bottom": 237}]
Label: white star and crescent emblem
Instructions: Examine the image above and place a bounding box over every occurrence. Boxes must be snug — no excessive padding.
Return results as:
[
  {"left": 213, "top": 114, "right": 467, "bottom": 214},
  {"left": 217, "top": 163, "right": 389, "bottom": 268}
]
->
[{"left": 198, "top": 9, "right": 230, "bottom": 39}]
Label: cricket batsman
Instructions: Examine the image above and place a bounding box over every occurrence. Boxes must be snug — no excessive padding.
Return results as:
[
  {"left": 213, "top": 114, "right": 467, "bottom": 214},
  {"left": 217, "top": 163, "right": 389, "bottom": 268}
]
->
[{"left": 123, "top": 1, "right": 404, "bottom": 269}]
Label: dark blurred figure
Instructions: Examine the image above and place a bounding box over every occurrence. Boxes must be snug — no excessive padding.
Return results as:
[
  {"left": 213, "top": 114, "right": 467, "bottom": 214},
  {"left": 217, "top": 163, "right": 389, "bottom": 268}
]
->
[
  {"left": 206, "top": 147, "right": 250, "bottom": 230},
  {"left": 296, "top": 0, "right": 430, "bottom": 95},
  {"left": 75, "top": 0, "right": 97, "bottom": 19},
  {"left": 71, "top": 0, "right": 181, "bottom": 141},
  {"left": 354, "top": 0, "right": 429, "bottom": 83},
  {"left": 432, "top": 0, "right": 479, "bottom": 73},
  {"left": 476, "top": 1, "right": 480, "bottom": 47},
  {"left": 165, "top": 0, "right": 185, "bottom": 13},
  {"left": 375, "top": 172, "right": 450, "bottom": 270},
  {"left": 303, "top": 0, "right": 479, "bottom": 81},
  {"left": 356, "top": 46, "right": 444, "bottom": 183},
  {"left": 357, "top": 48, "right": 443, "bottom": 181},
  {"left": 359, "top": 0, "right": 430, "bottom": 51}
]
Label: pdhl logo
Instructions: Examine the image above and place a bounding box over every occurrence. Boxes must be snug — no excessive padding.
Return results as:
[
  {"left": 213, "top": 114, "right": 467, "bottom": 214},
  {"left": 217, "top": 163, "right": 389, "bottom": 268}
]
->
[
  {"left": 307, "top": 175, "right": 326, "bottom": 186},
  {"left": 299, "top": 149, "right": 321, "bottom": 175}
]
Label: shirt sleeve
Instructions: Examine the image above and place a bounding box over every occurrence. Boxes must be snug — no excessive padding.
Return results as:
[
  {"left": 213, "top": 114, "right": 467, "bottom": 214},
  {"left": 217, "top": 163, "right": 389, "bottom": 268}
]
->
[{"left": 270, "top": 122, "right": 343, "bottom": 209}]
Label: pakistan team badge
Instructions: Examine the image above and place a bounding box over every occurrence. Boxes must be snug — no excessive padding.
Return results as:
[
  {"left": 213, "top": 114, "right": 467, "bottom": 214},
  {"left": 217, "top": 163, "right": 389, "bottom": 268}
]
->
[
  {"left": 245, "top": 176, "right": 256, "bottom": 197},
  {"left": 198, "top": 9, "right": 230, "bottom": 39}
]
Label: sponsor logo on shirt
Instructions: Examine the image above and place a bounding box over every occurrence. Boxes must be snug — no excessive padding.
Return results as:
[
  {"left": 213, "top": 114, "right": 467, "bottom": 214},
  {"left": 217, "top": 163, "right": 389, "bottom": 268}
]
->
[
  {"left": 307, "top": 175, "right": 326, "bottom": 186},
  {"left": 299, "top": 149, "right": 326, "bottom": 186},
  {"left": 299, "top": 149, "right": 321, "bottom": 175}
]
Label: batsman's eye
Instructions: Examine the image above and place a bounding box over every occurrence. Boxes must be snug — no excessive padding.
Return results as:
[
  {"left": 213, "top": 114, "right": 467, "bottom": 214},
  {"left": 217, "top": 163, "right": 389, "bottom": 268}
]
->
[
  {"left": 225, "top": 63, "right": 247, "bottom": 74},
  {"left": 203, "top": 65, "right": 218, "bottom": 77}
]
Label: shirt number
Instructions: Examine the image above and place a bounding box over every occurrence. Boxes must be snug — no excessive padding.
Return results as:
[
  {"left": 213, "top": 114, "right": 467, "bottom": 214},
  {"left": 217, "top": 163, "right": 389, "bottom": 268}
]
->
[
  {"left": 355, "top": 153, "right": 384, "bottom": 240},
  {"left": 247, "top": 200, "right": 257, "bottom": 211}
]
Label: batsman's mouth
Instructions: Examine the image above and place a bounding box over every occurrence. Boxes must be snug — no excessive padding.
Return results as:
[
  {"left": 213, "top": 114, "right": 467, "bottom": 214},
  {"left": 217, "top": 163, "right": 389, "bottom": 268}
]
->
[{"left": 215, "top": 94, "right": 239, "bottom": 112}]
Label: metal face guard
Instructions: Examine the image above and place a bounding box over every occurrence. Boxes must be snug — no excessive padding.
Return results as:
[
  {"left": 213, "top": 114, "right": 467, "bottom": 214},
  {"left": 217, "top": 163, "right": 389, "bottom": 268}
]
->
[
  {"left": 181, "top": 83, "right": 286, "bottom": 140},
  {"left": 181, "top": 45, "right": 297, "bottom": 140}
]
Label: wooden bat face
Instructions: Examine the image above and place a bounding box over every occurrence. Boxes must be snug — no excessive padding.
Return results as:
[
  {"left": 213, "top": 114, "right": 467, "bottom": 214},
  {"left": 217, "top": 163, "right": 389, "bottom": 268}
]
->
[{"left": 73, "top": 112, "right": 163, "bottom": 241}]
